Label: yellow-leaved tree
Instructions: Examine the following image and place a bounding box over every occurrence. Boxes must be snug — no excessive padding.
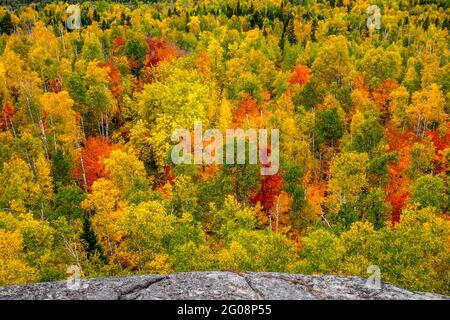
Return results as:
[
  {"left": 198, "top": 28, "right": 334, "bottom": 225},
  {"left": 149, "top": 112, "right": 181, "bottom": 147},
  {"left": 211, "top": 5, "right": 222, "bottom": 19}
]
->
[
  {"left": 407, "top": 83, "right": 446, "bottom": 137},
  {"left": 0, "top": 229, "right": 37, "bottom": 286},
  {"left": 328, "top": 152, "right": 369, "bottom": 212},
  {"left": 40, "top": 91, "right": 80, "bottom": 157}
]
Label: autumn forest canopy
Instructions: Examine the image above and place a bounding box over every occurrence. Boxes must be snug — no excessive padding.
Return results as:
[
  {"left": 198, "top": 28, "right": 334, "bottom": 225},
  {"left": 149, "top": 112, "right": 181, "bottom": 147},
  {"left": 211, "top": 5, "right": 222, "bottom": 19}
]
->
[{"left": 0, "top": 0, "right": 448, "bottom": 294}]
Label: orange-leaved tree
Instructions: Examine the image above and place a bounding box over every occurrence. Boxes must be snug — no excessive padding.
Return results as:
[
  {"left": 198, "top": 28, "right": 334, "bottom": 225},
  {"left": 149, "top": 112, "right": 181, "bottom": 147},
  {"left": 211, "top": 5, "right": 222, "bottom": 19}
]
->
[
  {"left": 72, "top": 136, "right": 120, "bottom": 191},
  {"left": 289, "top": 65, "right": 311, "bottom": 87}
]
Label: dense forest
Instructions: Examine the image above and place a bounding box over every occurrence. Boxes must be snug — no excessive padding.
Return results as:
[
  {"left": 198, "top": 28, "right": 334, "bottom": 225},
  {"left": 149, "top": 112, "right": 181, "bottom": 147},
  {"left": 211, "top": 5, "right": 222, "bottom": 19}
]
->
[{"left": 0, "top": 0, "right": 448, "bottom": 294}]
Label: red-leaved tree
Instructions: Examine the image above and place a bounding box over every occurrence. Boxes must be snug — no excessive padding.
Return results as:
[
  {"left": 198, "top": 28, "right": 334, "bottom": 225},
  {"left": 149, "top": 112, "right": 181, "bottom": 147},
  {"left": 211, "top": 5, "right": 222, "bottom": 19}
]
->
[
  {"left": 73, "top": 136, "right": 120, "bottom": 191},
  {"left": 1, "top": 101, "right": 14, "bottom": 131},
  {"left": 289, "top": 65, "right": 311, "bottom": 86}
]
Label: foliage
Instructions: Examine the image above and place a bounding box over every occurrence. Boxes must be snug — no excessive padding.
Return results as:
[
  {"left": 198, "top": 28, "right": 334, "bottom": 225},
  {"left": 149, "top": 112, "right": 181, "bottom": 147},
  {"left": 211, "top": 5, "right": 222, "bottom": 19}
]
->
[{"left": 0, "top": 0, "right": 448, "bottom": 295}]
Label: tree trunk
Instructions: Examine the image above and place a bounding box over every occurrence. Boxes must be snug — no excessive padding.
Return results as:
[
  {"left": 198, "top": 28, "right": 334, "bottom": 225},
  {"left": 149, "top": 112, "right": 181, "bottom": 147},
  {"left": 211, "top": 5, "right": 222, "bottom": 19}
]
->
[
  {"left": 105, "top": 113, "right": 109, "bottom": 138},
  {"left": 78, "top": 147, "right": 88, "bottom": 191},
  {"left": 9, "top": 119, "right": 17, "bottom": 138},
  {"left": 39, "top": 119, "right": 50, "bottom": 161},
  {"left": 80, "top": 116, "right": 86, "bottom": 142},
  {"left": 39, "top": 201, "right": 45, "bottom": 220},
  {"left": 275, "top": 195, "right": 279, "bottom": 233}
]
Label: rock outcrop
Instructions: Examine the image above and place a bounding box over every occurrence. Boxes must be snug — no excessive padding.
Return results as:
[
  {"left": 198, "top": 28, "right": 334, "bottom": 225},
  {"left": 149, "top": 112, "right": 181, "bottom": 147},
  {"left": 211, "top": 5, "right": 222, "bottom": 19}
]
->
[{"left": 0, "top": 272, "right": 447, "bottom": 300}]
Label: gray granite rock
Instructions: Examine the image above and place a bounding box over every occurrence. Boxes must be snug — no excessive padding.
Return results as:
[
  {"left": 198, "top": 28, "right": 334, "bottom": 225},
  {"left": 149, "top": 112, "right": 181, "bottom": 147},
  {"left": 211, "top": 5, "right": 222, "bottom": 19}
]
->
[{"left": 0, "top": 272, "right": 447, "bottom": 300}]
